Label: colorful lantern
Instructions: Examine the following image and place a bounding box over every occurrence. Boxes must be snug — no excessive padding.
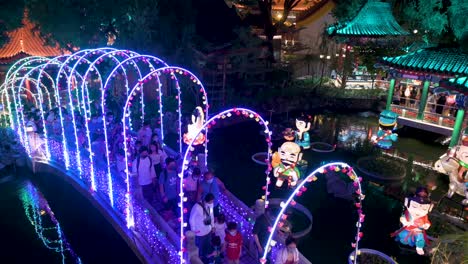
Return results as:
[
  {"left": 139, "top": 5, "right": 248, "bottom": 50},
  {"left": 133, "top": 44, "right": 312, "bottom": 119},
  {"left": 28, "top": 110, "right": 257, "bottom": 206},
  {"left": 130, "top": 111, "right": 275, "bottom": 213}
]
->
[
  {"left": 272, "top": 142, "right": 302, "bottom": 188},
  {"left": 391, "top": 187, "right": 433, "bottom": 255},
  {"left": 434, "top": 143, "right": 468, "bottom": 205},
  {"left": 183, "top": 107, "right": 206, "bottom": 145},
  {"left": 295, "top": 115, "right": 311, "bottom": 149},
  {"left": 282, "top": 128, "right": 295, "bottom": 141},
  {"left": 371, "top": 110, "right": 398, "bottom": 149}
]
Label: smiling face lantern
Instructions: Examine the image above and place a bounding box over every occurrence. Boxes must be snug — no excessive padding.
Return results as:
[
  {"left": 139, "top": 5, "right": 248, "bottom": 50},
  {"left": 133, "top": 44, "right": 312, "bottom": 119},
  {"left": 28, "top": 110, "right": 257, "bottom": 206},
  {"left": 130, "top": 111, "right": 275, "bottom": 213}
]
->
[
  {"left": 183, "top": 107, "right": 206, "bottom": 145},
  {"left": 391, "top": 187, "right": 433, "bottom": 255},
  {"left": 272, "top": 142, "right": 302, "bottom": 188}
]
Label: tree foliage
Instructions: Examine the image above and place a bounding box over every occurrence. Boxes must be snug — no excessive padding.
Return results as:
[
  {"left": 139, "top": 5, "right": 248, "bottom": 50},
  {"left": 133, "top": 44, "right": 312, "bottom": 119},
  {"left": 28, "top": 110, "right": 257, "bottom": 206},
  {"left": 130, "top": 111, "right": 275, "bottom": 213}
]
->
[
  {"left": 448, "top": 0, "right": 468, "bottom": 51},
  {"left": 331, "top": 0, "right": 366, "bottom": 21},
  {"left": 22, "top": 0, "right": 197, "bottom": 65},
  {"left": 227, "top": 0, "right": 301, "bottom": 62},
  {"left": 0, "top": 0, "right": 26, "bottom": 47},
  {"left": 401, "top": 0, "right": 448, "bottom": 41}
]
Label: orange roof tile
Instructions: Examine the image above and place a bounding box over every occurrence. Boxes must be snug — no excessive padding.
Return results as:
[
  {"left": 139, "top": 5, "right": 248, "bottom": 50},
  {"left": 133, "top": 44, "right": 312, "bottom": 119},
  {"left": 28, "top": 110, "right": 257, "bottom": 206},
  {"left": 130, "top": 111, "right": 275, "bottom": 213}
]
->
[{"left": 0, "top": 12, "right": 70, "bottom": 59}]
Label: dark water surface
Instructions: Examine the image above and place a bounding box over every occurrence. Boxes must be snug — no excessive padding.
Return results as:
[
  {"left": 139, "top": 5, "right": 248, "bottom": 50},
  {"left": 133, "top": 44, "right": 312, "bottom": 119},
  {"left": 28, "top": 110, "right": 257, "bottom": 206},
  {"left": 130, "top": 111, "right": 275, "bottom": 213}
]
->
[
  {"left": 208, "top": 113, "right": 438, "bottom": 264},
  {"left": 0, "top": 169, "right": 139, "bottom": 264}
]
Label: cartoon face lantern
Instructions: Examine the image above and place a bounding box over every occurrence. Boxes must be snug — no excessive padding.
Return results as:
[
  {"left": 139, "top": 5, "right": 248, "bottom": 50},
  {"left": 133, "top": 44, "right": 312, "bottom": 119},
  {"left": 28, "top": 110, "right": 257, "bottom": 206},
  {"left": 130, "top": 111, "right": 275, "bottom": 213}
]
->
[
  {"left": 295, "top": 116, "right": 311, "bottom": 149},
  {"left": 372, "top": 110, "right": 398, "bottom": 149},
  {"left": 391, "top": 187, "right": 433, "bottom": 255},
  {"left": 183, "top": 107, "right": 206, "bottom": 145},
  {"left": 272, "top": 142, "right": 302, "bottom": 188}
]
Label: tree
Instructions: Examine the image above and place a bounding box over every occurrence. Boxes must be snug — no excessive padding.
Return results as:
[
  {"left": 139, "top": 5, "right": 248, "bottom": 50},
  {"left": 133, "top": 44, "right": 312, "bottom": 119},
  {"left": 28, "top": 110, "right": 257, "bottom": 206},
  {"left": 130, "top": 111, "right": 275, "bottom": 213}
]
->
[
  {"left": 227, "top": 0, "right": 301, "bottom": 62},
  {"left": 23, "top": 0, "right": 197, "bottom": 66},
  {"left": 0, "top": 0, "right": 26, "bottom": 47}
]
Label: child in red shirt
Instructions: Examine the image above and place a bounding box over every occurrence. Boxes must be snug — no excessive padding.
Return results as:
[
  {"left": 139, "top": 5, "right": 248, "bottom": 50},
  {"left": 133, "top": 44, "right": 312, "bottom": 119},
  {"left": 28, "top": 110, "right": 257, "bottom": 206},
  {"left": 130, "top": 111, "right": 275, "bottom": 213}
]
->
[{"left": 224, "top": 222, "right": 243, "bottom": 264}]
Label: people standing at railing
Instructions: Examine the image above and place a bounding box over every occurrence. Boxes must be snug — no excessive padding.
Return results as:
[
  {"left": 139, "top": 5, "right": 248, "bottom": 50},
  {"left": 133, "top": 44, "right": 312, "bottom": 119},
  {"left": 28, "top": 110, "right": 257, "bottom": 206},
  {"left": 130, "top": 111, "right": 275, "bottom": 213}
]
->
[
  {"left": 132, "top": 146, "right": 157, "bottom": 203},
  {"left": 399, "top": 86, "right": 406, "bottom": 106},
  {"left": 404, "top": 86, "right": 411, "bottom": 107},
  {"left": 409, "top": 86, "right": 417, "bottom": 108},
  {"left": 436, "top": 93, "right": 446, "bottom": 114},
  {"left": 426, "top": 91, "right": 436, "bottom": 113},
  {"left": 197, "top": 170, "right": 227, "bottom": 217},
  {"left": 190, "top": 193, "right": 215, "bottom": 263}
]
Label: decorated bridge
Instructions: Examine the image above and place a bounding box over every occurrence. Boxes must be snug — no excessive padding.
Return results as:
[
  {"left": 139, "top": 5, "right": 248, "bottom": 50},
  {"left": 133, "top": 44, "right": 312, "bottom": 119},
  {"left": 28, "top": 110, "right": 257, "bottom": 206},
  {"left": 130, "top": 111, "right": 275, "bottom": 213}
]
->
[{"left": 1, "top": 48, "right": 367, "bottom": 264}]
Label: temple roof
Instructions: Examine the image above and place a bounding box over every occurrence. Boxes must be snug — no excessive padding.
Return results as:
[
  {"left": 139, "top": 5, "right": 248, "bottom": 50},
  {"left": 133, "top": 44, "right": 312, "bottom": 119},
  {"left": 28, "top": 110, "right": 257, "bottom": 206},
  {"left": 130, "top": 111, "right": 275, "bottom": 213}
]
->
[
  {"left": 440, "top": 76, "right": 468, "bottom": 94},
  {"left": 0, "top": 12, "right": 69, "bottom": 63},
  {"left": 327, "top": 0, "right": 408, "bottom": 37},
  {"left": 381, "top": 48, "right": 468, "bottom": 76}
]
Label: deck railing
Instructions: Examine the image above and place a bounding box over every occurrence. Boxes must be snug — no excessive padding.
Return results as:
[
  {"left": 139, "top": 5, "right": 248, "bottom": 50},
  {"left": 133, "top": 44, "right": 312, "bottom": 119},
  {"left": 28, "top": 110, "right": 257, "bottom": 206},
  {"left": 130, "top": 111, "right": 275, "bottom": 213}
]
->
[{"left": 390, "top": 102, "right": 457, "bottom": 128}]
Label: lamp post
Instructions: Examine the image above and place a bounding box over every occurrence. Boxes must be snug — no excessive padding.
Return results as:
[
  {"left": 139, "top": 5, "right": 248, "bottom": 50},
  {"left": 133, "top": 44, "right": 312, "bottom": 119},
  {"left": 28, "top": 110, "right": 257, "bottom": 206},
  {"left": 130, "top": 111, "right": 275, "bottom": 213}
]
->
[{"left": 319, "top": 54, "right": 331, "bottom": 87}]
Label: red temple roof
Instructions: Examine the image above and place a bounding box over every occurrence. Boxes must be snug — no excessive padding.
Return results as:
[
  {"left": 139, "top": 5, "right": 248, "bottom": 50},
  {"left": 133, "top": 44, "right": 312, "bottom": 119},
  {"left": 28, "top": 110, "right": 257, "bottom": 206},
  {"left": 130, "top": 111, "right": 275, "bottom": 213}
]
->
[{"left": 0, "top": 12, "right": 69, "bottom": 63}]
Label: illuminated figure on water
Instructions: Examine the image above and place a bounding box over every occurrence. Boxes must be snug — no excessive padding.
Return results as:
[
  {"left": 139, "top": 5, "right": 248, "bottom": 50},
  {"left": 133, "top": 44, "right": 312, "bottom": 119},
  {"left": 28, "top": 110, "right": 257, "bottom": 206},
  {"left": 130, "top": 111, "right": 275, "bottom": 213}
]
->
[
  {"left": 434, "top": 133, "right": 468, "bottom": 205},
  {"left": 272, "top": 141, "right": 302, "bottom": 188},
  {"left": 372, "top": 110, "right": 398, "bottom": 149},
  {"left": 295, "top": 115, "right": 311, "bottom": 149},
  {"left": 391, "top": 187, "right": 433, "bottom": 255},
  {"left": 183, "top": 106, "right": 206, "bottom": 145}
]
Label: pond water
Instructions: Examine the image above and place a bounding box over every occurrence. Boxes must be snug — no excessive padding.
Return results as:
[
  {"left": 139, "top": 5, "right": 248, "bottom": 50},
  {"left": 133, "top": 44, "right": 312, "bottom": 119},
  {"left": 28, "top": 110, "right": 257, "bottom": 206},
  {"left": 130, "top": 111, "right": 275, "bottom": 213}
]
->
[
  {"left": 0, "top": 170, "right": 139, "bottom": 264},
  {"left": 208, "top": 112, "right": 443, "bottom": 264}
]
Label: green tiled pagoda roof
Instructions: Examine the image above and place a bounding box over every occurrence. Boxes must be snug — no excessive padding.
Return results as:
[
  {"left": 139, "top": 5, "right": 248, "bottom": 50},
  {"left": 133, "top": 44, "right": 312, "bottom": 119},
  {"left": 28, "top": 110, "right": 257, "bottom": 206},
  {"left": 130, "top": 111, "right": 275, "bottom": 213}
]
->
[
  {"left": 327, "top": 1, "right": 408, "bottom": 37},
  {"left": 381, "top": 48, "right": 468, "bottom": 75},
  {"left": 440, "top": 76, "right": 468, "bottom": 94}
]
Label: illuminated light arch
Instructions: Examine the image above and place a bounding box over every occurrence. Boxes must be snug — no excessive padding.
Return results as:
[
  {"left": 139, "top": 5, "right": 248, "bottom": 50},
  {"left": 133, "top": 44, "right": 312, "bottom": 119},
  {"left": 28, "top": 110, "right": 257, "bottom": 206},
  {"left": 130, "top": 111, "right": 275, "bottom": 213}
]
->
[
  {"left": 54, "top": 48, "right": 116, "bottom": 170},
  {"left": 100, "top": 54, "right": 171, "bottom": 207},
  {"left": 4, "top": 56, "right": 48, "bottom": 84},
  {"left": 102, "top": 54, "right": 169, "bottom": 142},
  {"left": 15, "top": 68, "right": 62, "bottom": 160},
  {"left": 7, "top": 77, "right": 49, "bottom": 146},
  {"left": 260, "top": 162, "right": 365, "bottom": 264},
  {"left": 77, "top": 49, "right": 157, "bottom": 205},
  {"left": 4, "top": 57, "right": 51, "bottom": 143},
  {"left": 12, "top": 85, "right": 41, "bottom": 156},
  {"left": 121, "top": 66, "right": 209, "bottom": 228},
  {"left": 73, "top": 49, "right": 141, "bottom": 197},
  {"left": 3, "top": 67, "right": 57, "bottom": 111},
  {"left": 128, "top": 66, "right": 209, "bottom": 154},
  {"left": 178, "top": 107, "right": 272, "bottom": 263}
]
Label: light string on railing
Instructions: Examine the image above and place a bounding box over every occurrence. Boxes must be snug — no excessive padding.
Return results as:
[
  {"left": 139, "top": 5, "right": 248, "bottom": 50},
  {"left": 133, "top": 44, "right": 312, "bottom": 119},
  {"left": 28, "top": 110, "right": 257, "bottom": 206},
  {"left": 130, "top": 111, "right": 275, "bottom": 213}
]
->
[
  {"left": 260, "top": 162, "right": 365, "bottom": 264},
  {"left": 179, "top": 107, "right": 271, "bottom": 263}
]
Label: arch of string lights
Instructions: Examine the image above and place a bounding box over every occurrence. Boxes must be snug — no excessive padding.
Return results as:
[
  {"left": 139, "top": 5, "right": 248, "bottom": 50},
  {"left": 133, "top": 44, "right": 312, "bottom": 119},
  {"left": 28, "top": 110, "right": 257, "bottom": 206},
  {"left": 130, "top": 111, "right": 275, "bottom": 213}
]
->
[
  {"left": 260, "top": 162, "right": 366, "bottom": 264},
  {"left": 178, "top": 107, "right": 272, "bottom": 263},
  {"left": 1, "top": 48, "right": 218, "bottom": 262},
  {"left": 121, "top": 66, "right": 209, "bottom": 228}
]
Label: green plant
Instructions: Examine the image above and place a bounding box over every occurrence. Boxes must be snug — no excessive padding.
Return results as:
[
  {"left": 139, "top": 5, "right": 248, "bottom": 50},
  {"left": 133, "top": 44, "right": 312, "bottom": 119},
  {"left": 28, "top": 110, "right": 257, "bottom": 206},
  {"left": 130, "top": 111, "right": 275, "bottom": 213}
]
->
[
  {"left": 428, "top": 217, "right": 468, "bottom": 264},
  {"left": 0, "top": 127, "right": 26, "bottom": 166}
]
